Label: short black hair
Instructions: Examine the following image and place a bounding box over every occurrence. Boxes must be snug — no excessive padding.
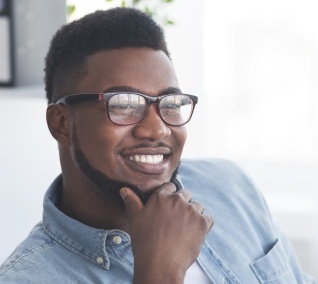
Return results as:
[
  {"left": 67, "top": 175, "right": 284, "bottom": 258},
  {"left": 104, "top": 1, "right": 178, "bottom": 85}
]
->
[{"left": 45, "top": 7, "right": 170, "bottom": 104}]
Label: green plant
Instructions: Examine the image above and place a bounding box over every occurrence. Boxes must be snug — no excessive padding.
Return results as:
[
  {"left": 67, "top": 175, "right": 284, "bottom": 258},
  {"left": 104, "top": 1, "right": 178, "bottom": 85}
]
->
[{"left": 67, "top": 0, "right": 175, "bottom": 26}]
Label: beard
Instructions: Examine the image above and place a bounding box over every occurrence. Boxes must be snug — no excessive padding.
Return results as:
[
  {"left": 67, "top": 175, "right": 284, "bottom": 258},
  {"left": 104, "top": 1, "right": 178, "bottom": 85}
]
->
[{"left": 71, "top": 126, "right": 180, "bottom": 209}]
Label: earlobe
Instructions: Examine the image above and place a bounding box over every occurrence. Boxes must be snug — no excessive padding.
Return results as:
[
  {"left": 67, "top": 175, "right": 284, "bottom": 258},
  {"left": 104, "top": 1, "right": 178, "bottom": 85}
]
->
[{"left": 46, "top": 104, "right": 71, "bottom": 146}]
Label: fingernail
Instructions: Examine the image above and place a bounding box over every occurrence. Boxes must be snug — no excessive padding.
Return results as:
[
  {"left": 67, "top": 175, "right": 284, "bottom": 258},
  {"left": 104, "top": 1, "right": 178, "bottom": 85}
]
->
[{"left": 119, "top": 187, "right": 127, "bottom": 199}]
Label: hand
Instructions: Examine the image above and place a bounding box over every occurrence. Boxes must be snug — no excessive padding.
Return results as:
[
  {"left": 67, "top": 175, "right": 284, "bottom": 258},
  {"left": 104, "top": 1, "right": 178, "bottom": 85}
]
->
[{"left": 120, "top": 183, "right": 213, "bottom": 284}]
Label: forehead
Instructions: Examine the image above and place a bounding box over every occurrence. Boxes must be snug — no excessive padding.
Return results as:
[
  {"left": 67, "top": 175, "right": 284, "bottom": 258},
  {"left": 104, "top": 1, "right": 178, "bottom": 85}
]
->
[{"left": 75, "top": 48, "right": 179, "bottom": 95}]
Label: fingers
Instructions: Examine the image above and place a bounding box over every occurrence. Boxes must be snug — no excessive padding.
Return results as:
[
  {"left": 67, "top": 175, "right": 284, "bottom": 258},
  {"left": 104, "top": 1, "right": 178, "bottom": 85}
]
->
[
  {"left": 205, "top": 215, "right": 214, "bottom": 232},
  {"left": 174, "top": 188, "right": 192, "bottom": 203},
  {"left": 119, "top": 187, "right": 144, "bottom": 217},
  {"left": 157, "top": 182, "right": 178, "bottom": 195},
  {"left": 120, "top": 183, "right": 178, "bottom": 217},
  {"left": 175, "top": 190, "right": 203, "bottom": 215},
  {"left": 189, "top": 200, "right": 214, "bottom": 231},
  {"left": 120, "top": 184, "right": 214, "bottom": 234},
  {"left": 190, "top": 200, "right": 204, "bottom": 214},
  {"left": 174, "top": 189, "right": 214, "bottom": 232}
]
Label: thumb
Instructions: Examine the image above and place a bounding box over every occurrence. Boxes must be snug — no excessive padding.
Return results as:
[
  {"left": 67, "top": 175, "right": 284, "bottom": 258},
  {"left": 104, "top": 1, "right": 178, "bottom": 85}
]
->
[{"left": 119, "top": 187, "right": 144, "bottom": 217}]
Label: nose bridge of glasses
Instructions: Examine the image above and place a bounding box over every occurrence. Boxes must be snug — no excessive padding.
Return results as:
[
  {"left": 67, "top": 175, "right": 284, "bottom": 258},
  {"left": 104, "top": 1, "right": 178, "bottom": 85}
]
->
[
  {"left": 143, "top": 95, "right": 160, "bottom": 113},
  {"left": 145, "top": 95, "right": 160, "bottom": 104}
]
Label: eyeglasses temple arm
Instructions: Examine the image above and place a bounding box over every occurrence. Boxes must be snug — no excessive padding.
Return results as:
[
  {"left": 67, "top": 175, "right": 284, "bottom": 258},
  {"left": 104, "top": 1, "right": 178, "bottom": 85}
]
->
[{"left": 56, "top": 94, "right": 100, "bottom": 105}]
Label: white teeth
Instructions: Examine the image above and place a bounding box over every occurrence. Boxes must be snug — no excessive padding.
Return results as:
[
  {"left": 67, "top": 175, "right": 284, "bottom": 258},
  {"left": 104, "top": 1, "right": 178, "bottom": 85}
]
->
[{"left": 129, "top": 155, "right": 164, "bottom": 164}]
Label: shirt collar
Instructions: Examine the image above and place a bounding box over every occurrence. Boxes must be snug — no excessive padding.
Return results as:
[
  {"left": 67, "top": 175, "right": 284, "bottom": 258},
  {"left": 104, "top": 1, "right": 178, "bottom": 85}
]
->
[
  {"left": 42, "top": 174, "right": 131, "bottom": 270},
  {"left": 175, "top": 174, "right": 184, "bottom": 190}
]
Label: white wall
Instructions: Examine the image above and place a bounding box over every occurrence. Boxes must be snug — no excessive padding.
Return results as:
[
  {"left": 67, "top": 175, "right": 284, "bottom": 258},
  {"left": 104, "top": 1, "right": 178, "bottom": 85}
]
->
[{"left": 0, "top": 86, "right": 60, "bottom": 261}]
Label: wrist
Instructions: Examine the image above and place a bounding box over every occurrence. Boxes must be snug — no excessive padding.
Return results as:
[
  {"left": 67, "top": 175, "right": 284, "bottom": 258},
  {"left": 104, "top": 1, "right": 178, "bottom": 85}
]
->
[{"left": 133, "top": 259, "right": 186, "bottom": 284}]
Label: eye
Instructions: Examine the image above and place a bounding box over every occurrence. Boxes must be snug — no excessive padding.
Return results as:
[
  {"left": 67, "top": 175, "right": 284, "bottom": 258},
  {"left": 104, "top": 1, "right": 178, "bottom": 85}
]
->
[
  {"left": 160, "top": 103, "right": 181, "bottom": 117},
  {"left": 161, "top": 103, "right": 181, "bottom": 110},
  {"left": 159, "top": 95, "right": 182, "bottom": 115},
  {"left": 111, "top": 104, "right": 133, "bottom": 109},
  {"left": 108, "top": 101, "right": 147, "bottom": 119},
  {"left": 108, "top": 103, "right": 135, "bottom": 115}
]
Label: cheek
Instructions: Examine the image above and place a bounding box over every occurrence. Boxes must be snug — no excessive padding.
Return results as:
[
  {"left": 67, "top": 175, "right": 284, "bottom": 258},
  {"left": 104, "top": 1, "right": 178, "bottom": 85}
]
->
[
  {"left": 76, "top": 125, "right": 130, "bottom": 180},
  {"left": 83, "top": 126, "right": 127, "bottom": 158},
  {"left": 73, "top": 110, "right": 128, "bottom": 168},
  {"left": 174, "top": 126, "right": 187, "bottom": 154}
]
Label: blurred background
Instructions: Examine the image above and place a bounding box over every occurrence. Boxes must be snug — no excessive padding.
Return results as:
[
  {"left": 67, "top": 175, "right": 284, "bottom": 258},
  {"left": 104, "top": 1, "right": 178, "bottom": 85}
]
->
[{"left": 0, "top": 0, "right": 317, "bottom": 278}]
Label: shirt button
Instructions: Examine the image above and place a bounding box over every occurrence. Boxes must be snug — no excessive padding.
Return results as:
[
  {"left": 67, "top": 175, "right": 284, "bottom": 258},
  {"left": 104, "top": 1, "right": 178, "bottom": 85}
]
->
[
  {"left": 96, "top": 256, "right": 104, "bottom": 264},
  {"left": 113, "top": 236, "right": 122, "bottom": 244}
]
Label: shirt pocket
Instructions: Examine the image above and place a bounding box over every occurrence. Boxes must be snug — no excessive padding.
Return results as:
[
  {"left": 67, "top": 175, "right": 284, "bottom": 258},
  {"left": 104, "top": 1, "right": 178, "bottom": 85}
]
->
[{"left": 250, "top": 239, "right": 298, "bottom": 284}]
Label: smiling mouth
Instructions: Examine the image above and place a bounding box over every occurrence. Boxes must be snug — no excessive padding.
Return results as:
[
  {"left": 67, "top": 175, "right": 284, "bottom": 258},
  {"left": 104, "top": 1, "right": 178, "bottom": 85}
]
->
[{"left": 128, "top": 154, "right": 164, "bottom": 165}]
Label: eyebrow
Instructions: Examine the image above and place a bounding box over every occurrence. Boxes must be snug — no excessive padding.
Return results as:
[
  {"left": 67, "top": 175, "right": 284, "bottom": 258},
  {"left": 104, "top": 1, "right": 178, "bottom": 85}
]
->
[{"left": 101, "top": 86, "right": 182, "bottom": 96}]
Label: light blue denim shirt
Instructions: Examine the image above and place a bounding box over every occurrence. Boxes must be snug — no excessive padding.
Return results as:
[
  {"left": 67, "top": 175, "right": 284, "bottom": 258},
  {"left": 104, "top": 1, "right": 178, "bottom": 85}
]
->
[{"left": 0, "top": 159, "right": 316, "bottom": 283}]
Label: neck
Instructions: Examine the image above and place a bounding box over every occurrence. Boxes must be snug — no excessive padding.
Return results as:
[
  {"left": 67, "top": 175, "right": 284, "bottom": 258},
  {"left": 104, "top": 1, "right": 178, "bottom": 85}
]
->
[{"left": 58, "top": 176, "right": 130, "bottom": 233}]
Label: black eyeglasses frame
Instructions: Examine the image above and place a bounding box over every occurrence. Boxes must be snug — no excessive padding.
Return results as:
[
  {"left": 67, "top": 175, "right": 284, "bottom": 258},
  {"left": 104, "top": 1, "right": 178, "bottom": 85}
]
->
[{"left": 55, "top": 92, "right": 198, "bottom": 126}]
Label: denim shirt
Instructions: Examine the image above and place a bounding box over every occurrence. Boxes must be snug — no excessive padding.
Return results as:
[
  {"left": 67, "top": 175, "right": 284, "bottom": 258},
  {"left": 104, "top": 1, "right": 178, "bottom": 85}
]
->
[{"left": 0, "top": 159, "right": 316, "bottom": 283}]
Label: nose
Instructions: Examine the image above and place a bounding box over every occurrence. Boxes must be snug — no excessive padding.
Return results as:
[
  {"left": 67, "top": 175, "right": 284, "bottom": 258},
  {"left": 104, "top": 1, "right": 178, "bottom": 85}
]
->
[{"left": 132, "top": 104, "right": 171, "bottom": 141}]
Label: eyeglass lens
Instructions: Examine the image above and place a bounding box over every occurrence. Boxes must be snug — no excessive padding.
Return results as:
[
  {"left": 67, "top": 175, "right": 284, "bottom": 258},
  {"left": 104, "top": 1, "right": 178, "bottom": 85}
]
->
[{"left": 107, "top": 93, "right": 194, "bottom": 126}]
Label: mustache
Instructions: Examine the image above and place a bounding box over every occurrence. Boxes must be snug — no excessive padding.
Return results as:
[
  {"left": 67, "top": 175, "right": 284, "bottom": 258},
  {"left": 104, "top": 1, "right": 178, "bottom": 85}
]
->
[{"left": 119, "top": 142, "right": 174, "bottom": 153}]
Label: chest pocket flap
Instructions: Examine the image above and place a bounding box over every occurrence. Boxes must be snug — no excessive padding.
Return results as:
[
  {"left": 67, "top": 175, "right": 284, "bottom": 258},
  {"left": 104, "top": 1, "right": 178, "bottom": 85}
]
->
[{"left": 250, "top": 239, "right": 298, "bottom": 284}]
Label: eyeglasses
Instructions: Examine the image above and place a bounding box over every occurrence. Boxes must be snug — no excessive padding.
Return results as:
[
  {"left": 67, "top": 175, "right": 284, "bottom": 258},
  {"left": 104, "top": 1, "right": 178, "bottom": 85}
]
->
[{"left": 56, "top": 92, "right": 198, "bottom": 126}]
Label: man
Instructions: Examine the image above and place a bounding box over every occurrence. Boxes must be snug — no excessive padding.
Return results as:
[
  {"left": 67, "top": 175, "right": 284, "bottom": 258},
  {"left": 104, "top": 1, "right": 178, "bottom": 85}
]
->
[{"left": 0, "top": 7, "right": 316, "bottom": 284}]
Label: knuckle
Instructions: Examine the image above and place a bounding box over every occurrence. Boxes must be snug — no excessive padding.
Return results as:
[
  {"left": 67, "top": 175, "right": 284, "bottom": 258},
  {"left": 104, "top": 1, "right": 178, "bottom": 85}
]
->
[
  {"left": 154, "top": 189, "right": 166, "bottom": 200},
  {"left": 159, "top": 182, "right": 176, "bottom": 193},
  {"left": 200, "top": 218, "right": 210, "bottom": 231},
  {"left": 205, "top": 215, "right": 214, "bottom": 231},
  {"left": 196, "top": 213, "right": 213, "bottom": 229},
  {"left": 176, "top": 189, "right": 192, "bottom": 201},
  {"left": 174, "top": 192, "right": 184, "bottom": 201}
]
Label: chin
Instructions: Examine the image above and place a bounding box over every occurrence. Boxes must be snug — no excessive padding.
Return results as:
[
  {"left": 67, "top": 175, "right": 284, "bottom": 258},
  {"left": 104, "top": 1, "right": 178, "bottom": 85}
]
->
[{"left": 134, "top": 175, "right": 172, "bottom": 191}]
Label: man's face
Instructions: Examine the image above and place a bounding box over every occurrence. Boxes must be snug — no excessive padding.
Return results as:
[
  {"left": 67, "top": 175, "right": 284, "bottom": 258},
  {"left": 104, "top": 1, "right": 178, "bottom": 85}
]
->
[{"left": 69, "top": 48, "right": 187, "bottom": 202}]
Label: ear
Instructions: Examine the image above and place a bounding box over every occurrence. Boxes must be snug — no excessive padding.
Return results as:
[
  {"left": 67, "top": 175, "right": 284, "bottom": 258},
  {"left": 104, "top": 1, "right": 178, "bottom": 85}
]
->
[{"left": 46, "top": 104, "right": 72, "bottom": 146}]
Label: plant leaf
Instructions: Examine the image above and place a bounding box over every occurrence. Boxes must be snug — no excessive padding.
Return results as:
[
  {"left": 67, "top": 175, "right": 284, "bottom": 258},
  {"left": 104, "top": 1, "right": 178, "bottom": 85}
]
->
[
  {"left": 144, "top": 6, "right": 154, "bottom": 17},
  {"left": 165, "top": 19, "right": 174, "bottom": 25},
  {"left": 67, "top": 5, "right": 76, "bottom": 16}
]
